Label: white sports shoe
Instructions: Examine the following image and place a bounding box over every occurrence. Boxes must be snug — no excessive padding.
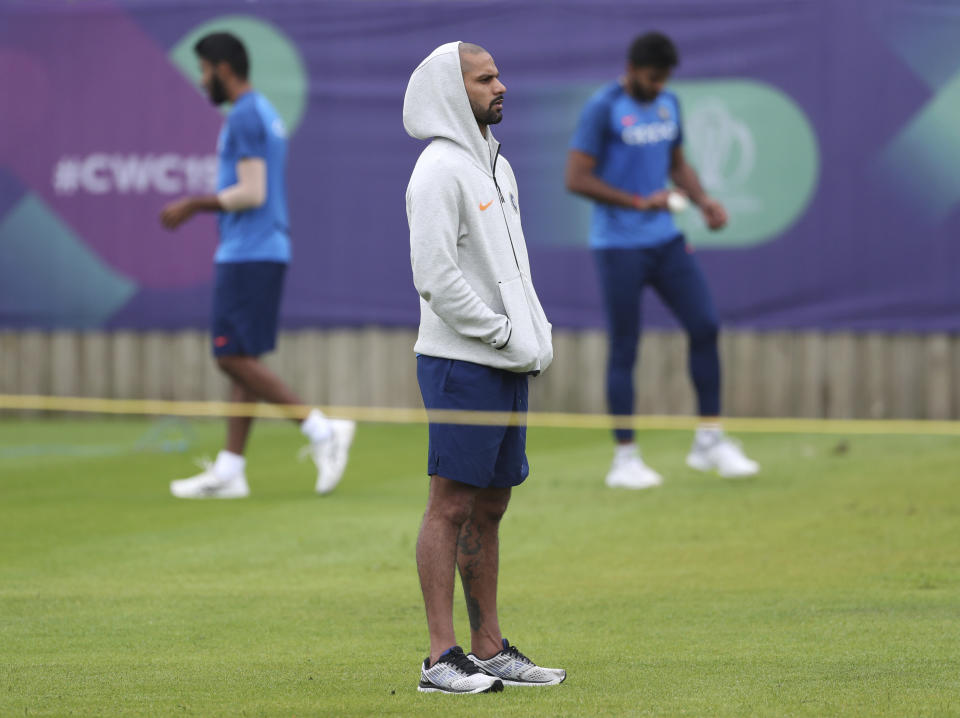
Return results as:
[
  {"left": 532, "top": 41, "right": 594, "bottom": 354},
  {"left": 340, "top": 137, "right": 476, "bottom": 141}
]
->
[
  {"left": 170, "top": 463, "right": 250, "bottom": 499},
  {"left": 605, "top": 454, "right": 663, "bottom": 489},
  {"left": 418, "top": 646, "right": 504, "bottom": 694},
  {"left": 303, "top": 419, "right": 356, "bottom": 495},
  {"left": 686, "top": 435, "right": 759, "bottom": 478},
  {"left": 468, "top": 639, "right": 566, "bottom": 687}
]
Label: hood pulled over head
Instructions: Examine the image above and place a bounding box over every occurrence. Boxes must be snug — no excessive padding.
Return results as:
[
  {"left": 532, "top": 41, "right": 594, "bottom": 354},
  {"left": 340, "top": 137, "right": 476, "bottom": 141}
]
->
[{"left": 403, "top": 41, "right": 496, "bottom": 172}]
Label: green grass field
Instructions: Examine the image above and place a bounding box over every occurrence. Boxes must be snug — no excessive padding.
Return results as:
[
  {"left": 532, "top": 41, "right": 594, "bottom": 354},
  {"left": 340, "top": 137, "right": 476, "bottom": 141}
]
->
[{"left": 2, "top": 418, "right": 959, "bottom": 717}]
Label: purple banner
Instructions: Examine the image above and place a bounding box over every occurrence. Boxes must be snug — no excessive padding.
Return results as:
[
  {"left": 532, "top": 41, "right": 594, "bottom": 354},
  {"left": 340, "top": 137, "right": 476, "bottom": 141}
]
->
[{"left": 2, "top": 0, "right": 959, "bottom": 330}]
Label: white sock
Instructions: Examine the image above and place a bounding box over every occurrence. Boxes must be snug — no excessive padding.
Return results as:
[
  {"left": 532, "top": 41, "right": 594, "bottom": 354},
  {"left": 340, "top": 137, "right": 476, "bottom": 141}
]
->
[
  {"left": 695, "top": 423, "right": 723, "bottom": 448},
  {"left": 301, "top": 408, "right": 333, "bottom": 444},
  {"left": 213, "top": 450, "right": 246, "bottom": 480},
  {"left": 614, "top": 443, "right": 638, "bottom": 464}
]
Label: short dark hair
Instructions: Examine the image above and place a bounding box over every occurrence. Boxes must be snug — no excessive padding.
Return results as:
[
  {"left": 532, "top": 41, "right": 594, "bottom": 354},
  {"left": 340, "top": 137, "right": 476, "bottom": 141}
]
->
[
  {"left": 194, "top": 32, "right": 249, "bottom": 79},
  {"left": 628, "top": 32, "right": 679, "bottom": 69}
]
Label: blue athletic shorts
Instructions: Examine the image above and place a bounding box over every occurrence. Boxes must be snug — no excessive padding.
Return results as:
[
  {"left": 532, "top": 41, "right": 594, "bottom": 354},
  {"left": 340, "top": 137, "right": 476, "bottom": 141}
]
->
[
  {"left": 211, "top": 261, "right": 287, "bottom": 357},
  {"left": 417, "top": 355, "right": 529, "bottom": 489}
]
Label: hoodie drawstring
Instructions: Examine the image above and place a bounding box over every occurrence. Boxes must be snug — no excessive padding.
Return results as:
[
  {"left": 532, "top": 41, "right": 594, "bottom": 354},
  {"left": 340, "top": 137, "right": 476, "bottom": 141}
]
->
[{"left": 492, "top": 144, "right": 505, "bottom": 204}]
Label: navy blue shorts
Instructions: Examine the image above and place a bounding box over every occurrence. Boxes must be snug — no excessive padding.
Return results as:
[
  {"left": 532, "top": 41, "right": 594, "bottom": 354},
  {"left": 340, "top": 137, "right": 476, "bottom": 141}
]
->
[
  {"left": 417, "top": 355, "right": 529, "bottom": 489},
  {"left": 211, "top": 261, "right": 287, "bottom": 357}
]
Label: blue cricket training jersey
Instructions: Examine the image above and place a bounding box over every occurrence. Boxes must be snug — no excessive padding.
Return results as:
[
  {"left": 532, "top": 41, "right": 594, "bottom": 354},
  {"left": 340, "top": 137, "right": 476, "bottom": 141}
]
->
[
  {"left": 215, "top": 91, "right": 291, "bottom": 264},
  {"left": 570, "top": 81, "right": 683, "bottom": 249}
]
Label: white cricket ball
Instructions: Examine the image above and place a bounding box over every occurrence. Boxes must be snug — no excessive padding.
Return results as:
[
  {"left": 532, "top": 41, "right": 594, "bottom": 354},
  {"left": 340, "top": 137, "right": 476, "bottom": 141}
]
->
[{"left": 667, "top": 191, "right": 689, "bottom": 213}]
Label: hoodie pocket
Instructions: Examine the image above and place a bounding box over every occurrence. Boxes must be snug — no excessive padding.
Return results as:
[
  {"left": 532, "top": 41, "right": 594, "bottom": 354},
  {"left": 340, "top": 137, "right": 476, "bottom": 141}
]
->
[
  {"left": 522, "top": 274, "right": 554, "bottom": 372},
  {"left": 498, "top": 275, "right": 540, "bottom": 373}
]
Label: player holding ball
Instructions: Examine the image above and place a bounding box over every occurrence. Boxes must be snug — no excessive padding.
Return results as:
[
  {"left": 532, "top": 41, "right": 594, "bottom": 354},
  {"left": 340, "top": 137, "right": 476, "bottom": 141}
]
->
[{"left": 566, "top": 31, "right": 759, "bottom": 488}]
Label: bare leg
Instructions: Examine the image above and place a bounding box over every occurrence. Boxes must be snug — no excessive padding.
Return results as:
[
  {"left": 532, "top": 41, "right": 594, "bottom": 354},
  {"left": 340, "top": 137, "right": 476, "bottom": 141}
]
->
[
  {"left": 216, "top": 355, "right": 304, "bottom": 425},
  {"left": 416, "top": 475, "right": 478, "bottom": 666},
  {"left": 457, "top": 487, "right": 511, "bottom": 659},
  {"left": 225, "top": 380, "right": 257, "bottom": 455}
]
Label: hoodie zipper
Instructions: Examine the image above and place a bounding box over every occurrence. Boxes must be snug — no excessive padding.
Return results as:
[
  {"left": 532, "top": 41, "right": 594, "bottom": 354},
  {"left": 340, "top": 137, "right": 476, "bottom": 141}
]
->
[
  {"left": 492, "top": 143, "right": 521, "bottom": 273},
  {"left": 492, "top": 142, "right": 542, "bottom": 375}
]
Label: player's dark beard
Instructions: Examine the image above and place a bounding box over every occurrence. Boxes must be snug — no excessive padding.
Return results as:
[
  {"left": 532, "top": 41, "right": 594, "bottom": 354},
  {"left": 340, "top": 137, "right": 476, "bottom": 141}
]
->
[
  {"left": 471, "top": 96, "right": 504, "bottom": 126},
  {"left": 628, "top": 79, "right": 656, "bottom": 103},
  {"left": 207, "top": 75, "right": 229, "bottom": 106}
]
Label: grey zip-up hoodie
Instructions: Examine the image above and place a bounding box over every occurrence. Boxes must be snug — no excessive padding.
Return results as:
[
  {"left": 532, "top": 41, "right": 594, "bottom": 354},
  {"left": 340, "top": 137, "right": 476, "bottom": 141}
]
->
[{"left": 403, "top": 42, "right": 553, "bottom": 375}]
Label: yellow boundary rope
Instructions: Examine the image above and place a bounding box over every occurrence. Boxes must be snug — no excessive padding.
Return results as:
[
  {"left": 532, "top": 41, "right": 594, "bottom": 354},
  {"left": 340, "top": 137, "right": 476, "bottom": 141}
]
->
[{"left": 2, "top": 394, "right": 960, "bottom": 435}]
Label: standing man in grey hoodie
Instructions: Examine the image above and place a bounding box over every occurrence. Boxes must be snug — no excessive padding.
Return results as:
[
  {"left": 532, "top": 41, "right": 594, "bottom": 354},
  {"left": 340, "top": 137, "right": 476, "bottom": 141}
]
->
[{"left": 403, "top": 42, "right": 565, "bottom": 695}]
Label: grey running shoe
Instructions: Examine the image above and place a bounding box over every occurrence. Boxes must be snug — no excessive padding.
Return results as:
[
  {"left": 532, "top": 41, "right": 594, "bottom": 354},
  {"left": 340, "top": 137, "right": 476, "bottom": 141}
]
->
[
  {"left": 468, "top": 639, "right": 566, "bottom": 687},
  {"left": 418, "top": 646, "right": 504, "bottom": 694}
]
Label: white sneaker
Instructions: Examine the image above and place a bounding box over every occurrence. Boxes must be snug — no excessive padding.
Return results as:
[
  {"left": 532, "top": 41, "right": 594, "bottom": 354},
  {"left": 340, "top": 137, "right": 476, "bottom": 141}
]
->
[
  {"left": 605, "top": 454, "right": 663, "bottom": 489},
  {"left": 170, "top": 462, "right": 250, "bottom": 499},
  {"left": 418, "top": 646, "right": 504, "bottom": 694},
  {"left": 468, "top": 639, "right": 566, "bottom": 687},
  {"left": 686, "top": 436, "right": 759, "bottom": 478},
  {"left": 303, "top": 419, "right": 356, "bottom": 495}
]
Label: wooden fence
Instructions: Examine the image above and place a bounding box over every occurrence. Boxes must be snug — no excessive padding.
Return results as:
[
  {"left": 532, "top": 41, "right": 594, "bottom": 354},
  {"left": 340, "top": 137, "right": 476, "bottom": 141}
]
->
[{"left": 1, "top": 329, "right": 959, "bottom": 419}]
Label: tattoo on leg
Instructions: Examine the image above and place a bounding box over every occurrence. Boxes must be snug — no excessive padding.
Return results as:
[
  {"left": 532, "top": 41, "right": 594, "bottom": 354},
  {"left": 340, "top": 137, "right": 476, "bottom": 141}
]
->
[
  {"left": 457, "top": 522, "right": 482, "bottom": 556},
  {"left": 458, "top": 522, "right": 484, "bottom": 630},
  {"left": 459, "top": 561, "right": 482, "bottom": 631}
]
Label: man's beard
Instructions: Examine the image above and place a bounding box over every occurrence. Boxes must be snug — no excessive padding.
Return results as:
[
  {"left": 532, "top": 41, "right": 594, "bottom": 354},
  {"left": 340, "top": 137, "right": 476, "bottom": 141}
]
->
[
  {"left": 628, "top": 79, "right": 657, "bottom": 102},
  {"left": 207, "top": 75, "right": 228, "bottom": 106},
  {"left": 472, "top": 98, "right": 504, "bottom": 126}
]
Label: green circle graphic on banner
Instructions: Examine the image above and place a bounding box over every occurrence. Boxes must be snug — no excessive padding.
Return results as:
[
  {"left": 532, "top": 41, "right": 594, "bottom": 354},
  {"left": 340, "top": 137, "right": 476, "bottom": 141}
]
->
[
  {"left": 672, "top": 80, "right": 819, "bottom": 248},
  {"left": 169, "top": 16, "right": 308, "bottom": 135}
]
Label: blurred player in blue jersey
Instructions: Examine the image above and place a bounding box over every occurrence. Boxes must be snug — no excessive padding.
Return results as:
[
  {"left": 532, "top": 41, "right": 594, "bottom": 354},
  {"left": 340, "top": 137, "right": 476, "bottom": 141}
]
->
[
  {"left": 566, "top": 32, "right": 758, "bottom": 488},
  {"left": 160, "top": 32, "right": 354, "bottom": 499}
]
